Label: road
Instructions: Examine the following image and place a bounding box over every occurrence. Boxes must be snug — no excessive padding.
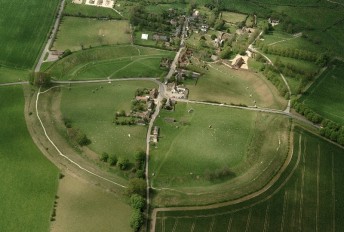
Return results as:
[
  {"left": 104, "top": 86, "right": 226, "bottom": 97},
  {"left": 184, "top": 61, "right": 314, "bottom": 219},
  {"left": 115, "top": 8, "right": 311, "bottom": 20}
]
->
[
  {"left": 35, "top": 0, "right": 66, "bottom": 72},
  {"left": 0, "top": 81, "right": 29, "bottom": 86},
  {"left": 164, "top": 17, "right": 188, "bottom": 81}
]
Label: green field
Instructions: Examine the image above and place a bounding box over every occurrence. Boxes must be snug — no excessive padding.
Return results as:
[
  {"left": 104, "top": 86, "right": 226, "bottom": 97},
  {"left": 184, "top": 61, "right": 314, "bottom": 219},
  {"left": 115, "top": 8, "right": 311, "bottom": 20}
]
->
[
  {"left": 150, "top": 103, "right": 290, "bottom": 206},
  {"left": 52, "top": 173, "right": 131, "bottom": 232},
  {"left": 0, "top": 67, "right": 29, "bottom": 83},
  {"left": 155, "top": 127, "right": 344, "bottom": 232},
  {"left": 185, "top": 64, "right": 287, "bottom": 110},
  {"left": 64, "top": 0, "right": 122, "bottom": 19},
  {"left": 47, "top": 45, "right": 175, "bottom": 80},
  {"left": 60, "top": 81, "right": 156, "bottom": 172},
  {"left": 221, "top": 12, "right": 247, "bottom": 24},
  {"left": 0, "top": 86, "right": 58, "bottom": 231},
  {"left": 53, "top": 17, "right": 131, "bottom": 51},
  {"left": 300, "top": 60, "right": 344, "bottom": 124},
  {"left": 0, "top": 0, "right": 59, "bottom": 68}
]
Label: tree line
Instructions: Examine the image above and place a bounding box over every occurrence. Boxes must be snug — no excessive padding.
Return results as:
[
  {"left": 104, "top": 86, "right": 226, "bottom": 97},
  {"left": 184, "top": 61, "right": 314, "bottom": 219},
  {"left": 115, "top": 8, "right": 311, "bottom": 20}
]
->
[{"left": 292, "top": 101, "right": 344, "bottom": 146}]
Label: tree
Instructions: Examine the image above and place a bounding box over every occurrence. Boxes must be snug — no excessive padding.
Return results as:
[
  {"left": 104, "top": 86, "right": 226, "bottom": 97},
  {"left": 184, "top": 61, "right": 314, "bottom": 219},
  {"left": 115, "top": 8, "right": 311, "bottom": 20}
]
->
[
  {"left": 29, "top": 72, "right": 51, "bottom": 87},
  {"left": 127, "top": 178, "right": 147, "bottom": 197},
  {"left": 117, "top": 157, "right": 129, "bottom": 170},
  {"left": 130, "top": 210, "right": 144, "bottom": 232},
  {"left": 130, "top": 194, "right": 145, "bottom": 210},
  {"left": 135, "top": 151, "right": 146, "bottom": 169},
  {"left": 100, "top": 152, "right": 109, "bottom": 162},
  {"left": 211, "top": 34, "right": 217, "bottom": 40},
  {"left": 109, "top": 155, "right": 118, "bottom": 166}
]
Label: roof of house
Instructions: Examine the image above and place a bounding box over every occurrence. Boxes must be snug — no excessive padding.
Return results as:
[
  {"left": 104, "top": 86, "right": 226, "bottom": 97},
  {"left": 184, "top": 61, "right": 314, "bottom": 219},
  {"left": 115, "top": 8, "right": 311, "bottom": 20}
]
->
[{"left": 141, "top": 34, "right": 149, "bottom": 40}]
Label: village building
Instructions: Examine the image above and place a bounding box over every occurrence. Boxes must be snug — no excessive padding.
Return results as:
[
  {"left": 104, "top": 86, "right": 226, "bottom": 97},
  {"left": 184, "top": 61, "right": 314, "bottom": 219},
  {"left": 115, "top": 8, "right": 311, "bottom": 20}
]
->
[
  {"left": 135, "top": 95, "right": 149, "bottom": 102},
  {"left": 149, "top": 88, "right": 159, "bottom": 99},
  {"left": 141, "top": 33, "right": 149, "bottom": 40},
  {"left": 232, "top": 57, "right": 245, "bottom": 69}
]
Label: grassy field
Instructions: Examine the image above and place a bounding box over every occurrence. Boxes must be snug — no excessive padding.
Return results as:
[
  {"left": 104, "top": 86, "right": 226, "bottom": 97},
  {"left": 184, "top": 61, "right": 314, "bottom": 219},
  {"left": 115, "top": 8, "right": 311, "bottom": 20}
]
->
[
  {"left": 0, "top": 67, "right": 29, "bottom": 83},
  {"left": 0, "top": 0, "right": 59, "bottom": 68},
  {"left": 221, "top": 12, "right": 247, "bottom": 24},
  {"left": 150, "top": 103, "right": 290, "bottom": 206},
  {"left": 300, "top": 60, "right": 344, "bottom": 124},
  {"left": 47, "top": 45, "right": 175, "bottom": 80},
  {"left": 0, "top": 86, "right": 58, "bottom": 231},
  {"left": 64, "top": 0, "right": 121, "bottom": 19},
  {"left": 53, "top": 17, "right": 131, "bottom": 51},
  {"left": 51, "top": 173, "right": 131, "bottom": 232},
  {"left": 154, "top": 127, "right": 344, "bottom": 232},
  {"left": 60, "top": 81, "right": 156, "bottom": 170},
  {"left": 185, "top": 63, "right": 287, "bottom": 110}
]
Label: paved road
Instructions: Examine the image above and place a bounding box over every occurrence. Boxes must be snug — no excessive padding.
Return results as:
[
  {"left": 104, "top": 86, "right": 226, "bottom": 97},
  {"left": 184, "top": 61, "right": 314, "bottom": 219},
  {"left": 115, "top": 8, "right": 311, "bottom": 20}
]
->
[
  {"left": 0, "top": 81, "right": 29, "bottom": 86},
  {"left": 35, "top": 0, "right": 66, "bottom": 72}
]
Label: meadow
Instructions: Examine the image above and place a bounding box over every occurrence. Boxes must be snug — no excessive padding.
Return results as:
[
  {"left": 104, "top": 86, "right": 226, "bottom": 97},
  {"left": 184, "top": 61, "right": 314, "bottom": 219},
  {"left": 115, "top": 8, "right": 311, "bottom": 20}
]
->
[
  {"left": 47, "top": 45, "right": 175, "bottom": 80},
  {"left": 0, "top": 67, "right": 29, "bottom": 83},
  {"left": 185, "top": 63, "right": 287, "bottom": 110},
  {"left": 221, "top": 12, "right": 247, "bottom": 24},
  {"left": 0, "top": 0, "right": 59, "bottom": 68},
  {"left": 60, "top": 81, "right": 156, "bottom": 170},
  {"left": 52, "top": 17, "right": 131, "bottom": 51},
  {"left": 63, "top": 0, "right": 122, "bottom": 19},
  {"left": 154, "top": 127, "right": 344, "bottom": 232},
  {"left": 150, "top": 103, "right": 290, "bottom": 206},
  {"left": 51, "top": 174, "right": 131, "bottom": 232},
  {"left": 300, "top": 60, "right": 344, "bottom": 124},
  {"left": 0, "top": 86, "right": 58, "bottom": 231}
]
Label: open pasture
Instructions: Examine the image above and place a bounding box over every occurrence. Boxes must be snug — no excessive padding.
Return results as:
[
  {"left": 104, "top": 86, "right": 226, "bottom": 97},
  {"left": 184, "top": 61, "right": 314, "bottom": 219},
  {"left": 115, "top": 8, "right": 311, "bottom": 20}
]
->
[
  {"left": 0, "top": 86, "right": 58, "bottom": 231},
  {"left": 185, "top": 63, "right": 287, "bottom": 110},
  {"left": 47, "top": 45, "right": 175, "bottom": 80},
  {"left": 51, "top": 173, "right": 131, "bottom": 232},
  {"left": 0, "top": 0, "right": 59, "bottom": 68},
  {"left": 300, "top": 60, "right": 344, "bottom": 124},
  {"left": 0, "top": 67, "right": 29, "bottom": 83},
  {"left": 150, "top": 103, "right": 290, "bottom": 206},
  {"left": 155, "top": 127, "right": 344, "bottom": 232},
  {"left": 53, "top": 17, "right": 130, "bottom": 51},
  {"left": 222, "top": 12, "right": 247, "bottom": 24},
  {"left": 60, "top": 80, "right": 156, "bottom": 167}
]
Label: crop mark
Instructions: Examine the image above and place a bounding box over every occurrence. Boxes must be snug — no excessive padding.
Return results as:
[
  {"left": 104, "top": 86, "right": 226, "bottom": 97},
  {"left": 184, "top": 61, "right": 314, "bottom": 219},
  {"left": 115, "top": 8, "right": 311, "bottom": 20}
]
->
[
  {"left": 298, "top": 136, "right": 306, "bottom": 232},
  {"left": 316, "top": 144, "right": 321, "bottom": 232},
  {"left": 190, "top": 220, "right": 196, "bottom": 232},
  {"left": 280, "top": 190, "right": 289, "bottom": 232},
  {"left": 209, "top": 217, "right": 215, "bottom": 232},
  {"left": 245, "top": 209, "right": 252, "bottom": 232},
  {"left": 171, "top": 218, "right": 179, "bottom": 232},
  {"left": 332, "top": 152, "right": 336, "bottom": 232},
  {"left": 161, "top": 217, "right": 165, "bottom": 232},
  {"left": 263, "top": 203, "right": 270, "bottom": 232},
  {"left": 226, "top": 217, "right": 233, "bottom": 232}
]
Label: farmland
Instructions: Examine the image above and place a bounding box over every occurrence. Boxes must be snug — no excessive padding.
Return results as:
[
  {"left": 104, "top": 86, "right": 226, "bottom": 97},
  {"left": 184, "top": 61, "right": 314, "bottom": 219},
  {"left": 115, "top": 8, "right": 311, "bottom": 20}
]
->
[
  {"left": 0, "top": 86, "right": 58, "bottom": 231},
  {"left": 52, "top": 17, "right": 131, "bottom": 51},
  {"left": 51, "top": 173, "right": 131, "bottom": 232},
  {"left": 185, "top": 64, "right": 287, "bottom": 110},
  {"left": 300, "top": 60, "right": 344, "bottom": 124},
  {"left": 47, "top": 45, "right": 175, "bottom": 80},
  {"left": 60, "top": 81, "right": 156, "bottom": 172},
  {"left": 154, "top": 127, "right": 344, "bottom": 232},
  {"left": 150, "top": 103, "right": 291, "bottom": 206},
  {"left": 0, "top": 67, "right": 29, "bottom": 84},
  {"left": 0, "top": 0, "right": 59, "bottom": 68}
]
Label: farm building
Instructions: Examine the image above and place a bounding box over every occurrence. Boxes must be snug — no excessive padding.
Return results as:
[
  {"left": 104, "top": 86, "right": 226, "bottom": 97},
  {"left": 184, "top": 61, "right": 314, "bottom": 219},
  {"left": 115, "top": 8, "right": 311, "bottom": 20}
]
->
[{"left": 232, "top": 57, "right": 245, "bottom": 69}]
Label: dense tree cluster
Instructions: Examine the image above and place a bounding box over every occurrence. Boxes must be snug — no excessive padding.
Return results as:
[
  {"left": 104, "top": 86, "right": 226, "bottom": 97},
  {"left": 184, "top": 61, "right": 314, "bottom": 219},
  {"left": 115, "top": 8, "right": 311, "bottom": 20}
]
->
[
  {"left": 262, "top": 65, "right": 289, "bottom": 98},
  {"left": 130, "top": 7, "right": 173, "bottom": 32},
  {"left": 292, "top": 102, "right": 323, "bottom": 124}
]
